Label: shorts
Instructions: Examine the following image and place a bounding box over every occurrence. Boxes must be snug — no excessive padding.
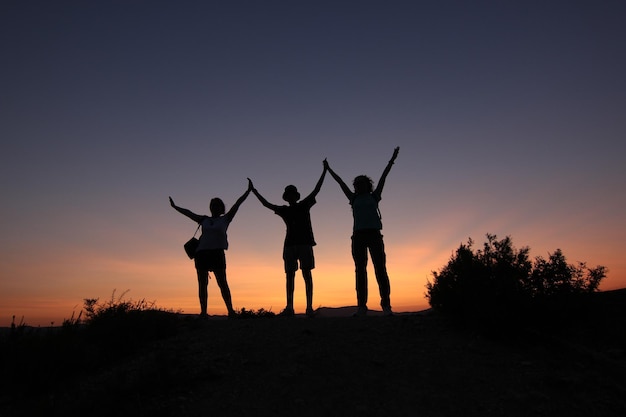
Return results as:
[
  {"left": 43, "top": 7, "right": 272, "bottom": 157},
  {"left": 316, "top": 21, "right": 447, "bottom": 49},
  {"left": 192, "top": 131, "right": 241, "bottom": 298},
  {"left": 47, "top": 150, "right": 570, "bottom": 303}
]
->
[
  {"left": 283, "top": 244, "right": 315, "bottom": 272},
  {"left": 194, "top": 249, "right": 226, "bottom": 272}
]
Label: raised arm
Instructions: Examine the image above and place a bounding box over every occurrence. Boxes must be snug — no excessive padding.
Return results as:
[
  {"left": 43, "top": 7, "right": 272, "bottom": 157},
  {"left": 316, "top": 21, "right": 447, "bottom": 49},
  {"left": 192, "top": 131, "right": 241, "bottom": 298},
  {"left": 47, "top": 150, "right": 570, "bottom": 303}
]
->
[
  {"left": 169, "top": 197, "right": 204, "bottom": 223},
  {"left": 248, "top": 178, "right": 280, "bottom": 211},
  {"left": 225, "top": 180, "right": 253, "bottom": 221},
  {"left": 303, "top": 162, "right": 328, "bottom": 200},
  {"left": 373, "top": 146, "right": 399, "bottom": 197},
  {"left": 324, "top": 159, "right": 354, "bottom": 200}
]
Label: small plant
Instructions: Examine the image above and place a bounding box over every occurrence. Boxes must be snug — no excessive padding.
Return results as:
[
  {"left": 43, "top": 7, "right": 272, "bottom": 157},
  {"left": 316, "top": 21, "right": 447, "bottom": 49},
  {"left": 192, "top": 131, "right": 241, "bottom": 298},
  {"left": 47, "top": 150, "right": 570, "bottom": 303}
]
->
[
  {"left": 61, "top": 309, "right": 83, "bottom": 329},
  {"left": 10, "top": 315, "right": 26, "bottom": 333},
  {"left": 235, "top": 307, "right": 276, "bottom": 318},
  {"left": 83, "top": 289, "right": 162, "bottom": 322}
]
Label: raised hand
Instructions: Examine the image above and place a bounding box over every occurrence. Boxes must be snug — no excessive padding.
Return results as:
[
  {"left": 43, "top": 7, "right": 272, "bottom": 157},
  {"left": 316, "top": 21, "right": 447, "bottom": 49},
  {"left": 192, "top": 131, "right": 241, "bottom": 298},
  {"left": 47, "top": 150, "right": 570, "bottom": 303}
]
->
[{"left": 391, "top": 147, "right": 399, "bottom": 162}]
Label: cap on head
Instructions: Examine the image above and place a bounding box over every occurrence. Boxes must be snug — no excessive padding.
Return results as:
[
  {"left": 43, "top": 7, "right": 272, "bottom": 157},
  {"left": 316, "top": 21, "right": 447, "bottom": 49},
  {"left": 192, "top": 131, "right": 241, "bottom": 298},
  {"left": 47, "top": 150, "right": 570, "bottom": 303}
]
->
[{"left": 282, "top": 185, "right": 300, "bottom": 202}]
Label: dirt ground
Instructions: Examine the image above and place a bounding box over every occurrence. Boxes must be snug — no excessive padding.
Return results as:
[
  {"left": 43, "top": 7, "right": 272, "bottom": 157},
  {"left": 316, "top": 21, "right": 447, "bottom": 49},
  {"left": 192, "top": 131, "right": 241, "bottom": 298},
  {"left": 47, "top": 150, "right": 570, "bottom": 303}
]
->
[{"left": 3, "top": 304, "right": 620, "bottom": 417}]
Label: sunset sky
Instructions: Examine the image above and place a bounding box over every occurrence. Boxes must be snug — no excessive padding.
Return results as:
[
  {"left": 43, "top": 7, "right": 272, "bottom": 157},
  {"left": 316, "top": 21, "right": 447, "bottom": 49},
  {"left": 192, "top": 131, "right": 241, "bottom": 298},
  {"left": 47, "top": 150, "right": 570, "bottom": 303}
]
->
[{"left": 2, "top": 1, "right": 625, "bottom": 326}]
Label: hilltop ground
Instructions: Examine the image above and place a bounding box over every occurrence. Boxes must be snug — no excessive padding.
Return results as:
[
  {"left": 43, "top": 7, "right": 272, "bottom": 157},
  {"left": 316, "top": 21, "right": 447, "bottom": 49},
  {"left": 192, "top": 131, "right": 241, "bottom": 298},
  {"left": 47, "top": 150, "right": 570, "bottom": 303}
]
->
[{"left": 1, "top": 291, "right": 625, "bottom": 417}]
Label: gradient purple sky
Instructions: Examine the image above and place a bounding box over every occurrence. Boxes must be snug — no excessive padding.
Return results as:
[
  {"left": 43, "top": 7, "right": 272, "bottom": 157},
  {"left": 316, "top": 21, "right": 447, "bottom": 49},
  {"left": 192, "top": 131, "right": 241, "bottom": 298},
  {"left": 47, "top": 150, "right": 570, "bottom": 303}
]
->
[{"left": 2, "top": 1, "right": 625, "bottom": 326}]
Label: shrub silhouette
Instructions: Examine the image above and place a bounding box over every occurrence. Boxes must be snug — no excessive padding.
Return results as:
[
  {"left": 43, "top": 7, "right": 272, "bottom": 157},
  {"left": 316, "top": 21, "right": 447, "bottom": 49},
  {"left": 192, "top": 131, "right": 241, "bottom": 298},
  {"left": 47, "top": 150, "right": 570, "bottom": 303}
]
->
[
  {"left": 426, "top": 234, "right": 607, "bottom": 327},
  {"left": 0, "top": 290, "right": 180, "bottom": 399}
]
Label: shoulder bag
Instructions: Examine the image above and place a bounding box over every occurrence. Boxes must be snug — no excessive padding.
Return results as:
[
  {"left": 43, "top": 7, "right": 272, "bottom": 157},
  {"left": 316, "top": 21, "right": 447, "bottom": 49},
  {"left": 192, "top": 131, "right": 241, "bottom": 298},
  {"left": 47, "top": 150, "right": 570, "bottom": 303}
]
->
[{"left": 184, "top": 223, "right": 202, "bottom": 259}]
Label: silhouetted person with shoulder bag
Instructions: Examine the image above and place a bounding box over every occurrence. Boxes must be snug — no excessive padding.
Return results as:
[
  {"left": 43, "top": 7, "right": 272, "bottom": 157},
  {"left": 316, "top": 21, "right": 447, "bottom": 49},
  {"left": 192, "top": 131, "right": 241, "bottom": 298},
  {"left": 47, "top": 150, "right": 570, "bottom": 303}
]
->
[{"left": 169, "top": 181, "right": 252, "bottom": 318}]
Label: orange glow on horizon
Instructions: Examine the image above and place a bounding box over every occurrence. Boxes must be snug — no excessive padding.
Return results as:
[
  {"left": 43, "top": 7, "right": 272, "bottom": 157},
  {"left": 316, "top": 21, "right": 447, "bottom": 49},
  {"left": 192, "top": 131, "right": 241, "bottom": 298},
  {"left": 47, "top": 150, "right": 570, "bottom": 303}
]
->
[{"left": 2, "top": 238, "right": 623, "bottom": 327}]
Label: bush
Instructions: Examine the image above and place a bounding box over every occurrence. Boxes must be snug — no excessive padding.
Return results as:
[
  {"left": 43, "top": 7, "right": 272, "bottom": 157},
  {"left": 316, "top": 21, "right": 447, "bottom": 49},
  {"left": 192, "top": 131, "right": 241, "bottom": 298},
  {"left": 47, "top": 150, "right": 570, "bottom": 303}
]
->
[
  {"left": 81, "top": 290, "right": 181, "bottom": 356},
  {"left": 0, "top": 290, "right": 180, "bottom": 399},
  {"left": 426, "top": 234, "right": 607, "bottom": 327}
]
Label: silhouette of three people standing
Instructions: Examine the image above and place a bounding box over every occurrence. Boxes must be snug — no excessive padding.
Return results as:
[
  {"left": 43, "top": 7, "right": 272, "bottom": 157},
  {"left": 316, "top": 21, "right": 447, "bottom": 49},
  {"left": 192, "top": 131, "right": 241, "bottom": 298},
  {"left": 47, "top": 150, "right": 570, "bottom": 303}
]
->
[{"left": 169, "top": 147, "right": 399, "bottom": 318}]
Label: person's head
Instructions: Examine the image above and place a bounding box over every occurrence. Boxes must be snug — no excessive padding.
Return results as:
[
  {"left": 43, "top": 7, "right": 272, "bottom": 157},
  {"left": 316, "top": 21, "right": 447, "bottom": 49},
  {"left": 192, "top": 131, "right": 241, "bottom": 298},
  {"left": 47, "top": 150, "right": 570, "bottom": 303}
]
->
[
  {"left": 210, "top": 198, "right": 226, "bottom": 216},
  {"left": 282, "top": 185, "right": 300, "bottom": 204},
  {"left": 353, "top": 175, "right": 373, "bottom": 194}
]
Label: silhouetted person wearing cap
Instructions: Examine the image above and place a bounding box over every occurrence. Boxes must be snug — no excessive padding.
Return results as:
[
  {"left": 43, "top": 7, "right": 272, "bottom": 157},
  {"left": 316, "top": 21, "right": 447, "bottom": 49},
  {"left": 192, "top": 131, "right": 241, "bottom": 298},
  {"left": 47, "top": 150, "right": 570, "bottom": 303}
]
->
[
  {"left": 324, "top": 147, "right": 399, "bottom": 316},
  {"left": 249, "top": 163, "right": 327, "bottom": 317}
]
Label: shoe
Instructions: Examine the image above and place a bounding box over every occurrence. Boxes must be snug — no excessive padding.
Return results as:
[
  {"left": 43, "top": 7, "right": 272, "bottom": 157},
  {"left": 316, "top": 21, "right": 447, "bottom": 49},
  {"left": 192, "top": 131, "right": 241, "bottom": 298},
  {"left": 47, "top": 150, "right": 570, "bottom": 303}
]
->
[
  {"left": 228, "top": 310, "right": 238, "bottom": 319},
  {"left": 353, "top": 306, "right": 368, "bottom": 317},
  {"left": 382, "top": 306, "right": 393, "bottom": 316},
  {"left": 306, "top": 308, "right": 316, "bottom": 318},
  {"left": 278, "top": 307, "right": 295, "bottom": 317}
]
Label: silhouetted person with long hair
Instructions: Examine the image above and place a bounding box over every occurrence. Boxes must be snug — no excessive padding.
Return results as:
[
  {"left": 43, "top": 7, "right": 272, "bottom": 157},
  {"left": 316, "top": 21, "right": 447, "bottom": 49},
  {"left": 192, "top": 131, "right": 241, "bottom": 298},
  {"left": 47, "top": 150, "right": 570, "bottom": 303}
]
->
[
  {"left": 249, "top": 163, "right": 327, "bottom": 317},
  {"left": 169, "top": 181, "right": 252, "bottom": 318},
  {"left": 324, "top": 147, "right": 399, "bottom": 316}
]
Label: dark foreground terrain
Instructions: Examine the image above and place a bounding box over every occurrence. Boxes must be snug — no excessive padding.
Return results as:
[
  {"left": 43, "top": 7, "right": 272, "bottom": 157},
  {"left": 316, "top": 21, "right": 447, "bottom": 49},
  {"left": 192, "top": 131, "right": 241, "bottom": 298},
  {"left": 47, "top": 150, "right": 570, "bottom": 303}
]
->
[{"left": 2, "top": 290, "right": 625, "bottom": 417}]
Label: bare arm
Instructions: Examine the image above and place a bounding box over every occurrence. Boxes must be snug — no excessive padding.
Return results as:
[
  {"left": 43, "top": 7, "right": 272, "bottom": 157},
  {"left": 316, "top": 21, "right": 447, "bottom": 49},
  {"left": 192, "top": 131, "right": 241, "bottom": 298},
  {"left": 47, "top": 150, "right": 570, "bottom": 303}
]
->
[
  {"left": 373, "top": 146, "right": 399, "bottom": 197},
  {"left": 303, "top": 162, "right": 328, "bottom": 201},
  {"left": 169, "top": 197, "right": 204, "bottom": 223},
  {"left": 225, "top": 180, "right": 253, "bottom": 221},
  {"left": 324, "top": 159, "right": 354, "bottom": 200},
  {"left": 248, "top": 178, "right": 280, "bottom": 211}
]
